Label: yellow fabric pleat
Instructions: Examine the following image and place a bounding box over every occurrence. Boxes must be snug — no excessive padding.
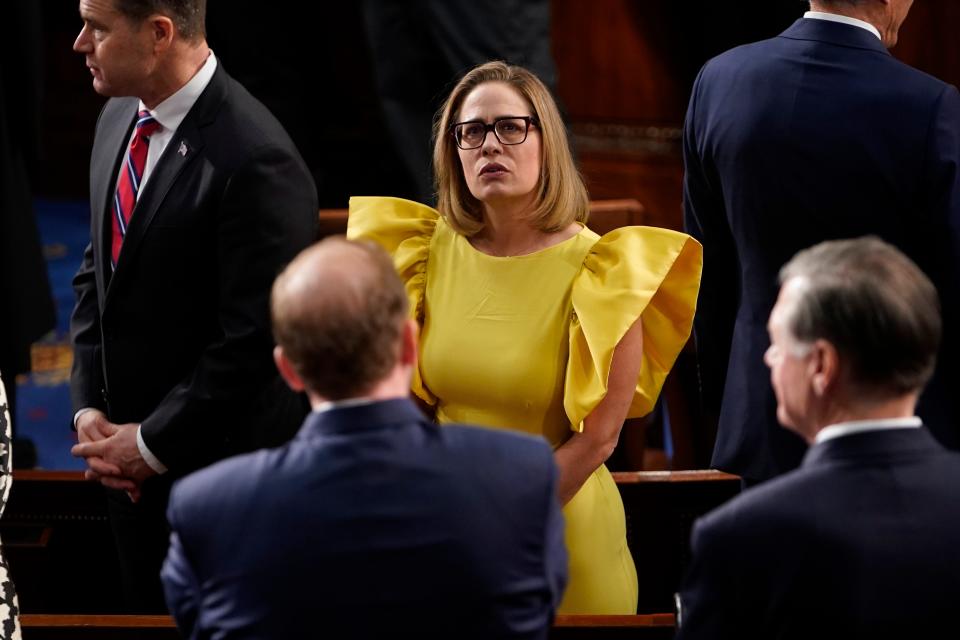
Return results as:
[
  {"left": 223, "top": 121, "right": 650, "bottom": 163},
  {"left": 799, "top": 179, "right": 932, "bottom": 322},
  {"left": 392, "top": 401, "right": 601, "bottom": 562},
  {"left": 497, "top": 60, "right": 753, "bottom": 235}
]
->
[
  {"left": 566, "top": 226, "right": 703, "bottom": 430},
  {"left": 348, "top": 196, "right": 438, "bottom": 406}
]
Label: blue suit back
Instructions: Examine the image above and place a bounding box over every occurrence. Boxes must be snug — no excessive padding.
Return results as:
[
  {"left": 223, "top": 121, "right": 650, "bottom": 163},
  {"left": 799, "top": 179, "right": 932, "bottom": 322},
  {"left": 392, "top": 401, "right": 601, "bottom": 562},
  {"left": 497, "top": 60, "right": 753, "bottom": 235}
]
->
[
  {"left": 684, "top": 19, "right": 960, "bottom": 480},
  {"left": 162, "top": 398, "right": 567, "bottom": 639}
]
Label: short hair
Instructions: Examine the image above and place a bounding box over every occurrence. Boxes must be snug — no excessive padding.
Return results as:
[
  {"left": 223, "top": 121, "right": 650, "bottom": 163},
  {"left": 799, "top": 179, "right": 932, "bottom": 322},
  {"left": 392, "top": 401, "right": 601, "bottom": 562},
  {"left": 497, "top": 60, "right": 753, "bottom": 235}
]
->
[
  {"left": 433, "top": 61, "right": 589, "bottom": 236},
  {"left": 271, "top": 238, "right": 409, "bottom": 400},
  {"left": 779, "top": 236, "right": 941, "bottom": 396},
  {"left": 114, "top": 0, "right": 206, "bottom": 41}
]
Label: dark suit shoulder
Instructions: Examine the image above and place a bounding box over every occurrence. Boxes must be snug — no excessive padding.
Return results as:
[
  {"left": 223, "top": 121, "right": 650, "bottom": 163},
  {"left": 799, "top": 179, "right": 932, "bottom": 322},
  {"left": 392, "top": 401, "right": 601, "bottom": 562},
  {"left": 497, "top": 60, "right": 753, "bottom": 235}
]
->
[
  {"left": 168, "top": 445, "right": 285, "bottom": 520},
  {"left": 697, "top": 469, "right": 812, "bottom": 545},
  {"left": 701, "top": 27, "right": 951, "bottom": 101},
  {"left": 440, "top": 424, "right": 556, "bottom": 475},
  {"left": 203, "top": 71, "right": 301, "bottom": 159}
]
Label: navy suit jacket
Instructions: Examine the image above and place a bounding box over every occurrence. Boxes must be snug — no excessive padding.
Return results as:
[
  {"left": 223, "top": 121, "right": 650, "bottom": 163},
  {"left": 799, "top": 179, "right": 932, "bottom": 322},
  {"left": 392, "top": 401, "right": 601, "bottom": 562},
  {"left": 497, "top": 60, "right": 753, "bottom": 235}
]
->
[
  {"left": 70, "top": 63, "right": 318, "bottom": 474},
  {"left": 676, "top": 426, "right": 960, "bottom": 640},
  {"left": 683, "top": 18, "right": 960, "bottom": 481},
  {"left": 162, "top": 398, "right": 567, "bottom": 639}
]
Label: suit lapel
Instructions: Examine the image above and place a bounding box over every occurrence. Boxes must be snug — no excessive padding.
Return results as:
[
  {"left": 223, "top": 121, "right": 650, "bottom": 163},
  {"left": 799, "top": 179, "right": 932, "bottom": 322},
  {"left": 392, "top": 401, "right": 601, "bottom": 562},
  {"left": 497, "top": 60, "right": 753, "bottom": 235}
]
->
[
  {"left": 107, "top": 121, "right": 204, "bottom": 299},
  {"left": 105, "top": 66, "right": 228, "bottom": 305},
  {"left": 90, "top": 99, "right": 138, "bottom": 308}
]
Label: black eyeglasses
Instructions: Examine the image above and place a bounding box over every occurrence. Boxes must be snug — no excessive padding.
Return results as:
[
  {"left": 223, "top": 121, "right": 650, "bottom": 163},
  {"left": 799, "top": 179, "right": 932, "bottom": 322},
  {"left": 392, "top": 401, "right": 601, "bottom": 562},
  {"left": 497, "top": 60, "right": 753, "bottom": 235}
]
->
[{"left": 451, "top": 116, "right": 539, "bottom": 150}]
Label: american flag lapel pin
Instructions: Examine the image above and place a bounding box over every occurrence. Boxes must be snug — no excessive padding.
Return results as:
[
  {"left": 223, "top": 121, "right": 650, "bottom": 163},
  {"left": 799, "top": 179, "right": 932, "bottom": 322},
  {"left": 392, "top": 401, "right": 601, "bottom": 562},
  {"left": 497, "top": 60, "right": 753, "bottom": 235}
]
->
[{"left": 178, "top": 141, "right": 188, "bottom": 157}]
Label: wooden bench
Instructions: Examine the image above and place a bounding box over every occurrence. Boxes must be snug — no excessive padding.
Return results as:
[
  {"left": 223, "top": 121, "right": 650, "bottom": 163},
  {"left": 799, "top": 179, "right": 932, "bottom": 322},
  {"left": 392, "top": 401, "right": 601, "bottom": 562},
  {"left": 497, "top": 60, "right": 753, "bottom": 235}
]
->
[
  {"left": 20, "top": 615, "right": 178, "bottom": 640},
  {"left": 553, "top": 614, "right": 675, "bottom": 639},
  {"left": 4, "top": 469, "right": 737, "bottom": 615},
  {"left": 615, "top": 470, "right": 740, "bottom": 613},
  {"left": 20, "top": 614, "right": 675, "bottom": 639}
]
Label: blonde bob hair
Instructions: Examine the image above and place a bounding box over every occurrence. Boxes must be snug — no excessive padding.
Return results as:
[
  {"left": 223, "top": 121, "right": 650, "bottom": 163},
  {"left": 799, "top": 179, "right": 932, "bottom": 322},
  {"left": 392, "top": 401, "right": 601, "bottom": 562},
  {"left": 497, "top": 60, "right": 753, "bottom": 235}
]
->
[{"left": 433, "top": 61, "right": 589, "bottom": 236}]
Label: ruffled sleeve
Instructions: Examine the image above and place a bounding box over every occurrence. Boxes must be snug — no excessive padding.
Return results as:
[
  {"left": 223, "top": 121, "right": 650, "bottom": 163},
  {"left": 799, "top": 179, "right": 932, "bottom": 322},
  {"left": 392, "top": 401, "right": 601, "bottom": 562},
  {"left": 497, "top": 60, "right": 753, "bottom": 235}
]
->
[
  {"left": 346, "top": 196, "right": 439, "bottom": 405},
  {"left": 565, "top": 227, "right": 703, "bottom": 430}
]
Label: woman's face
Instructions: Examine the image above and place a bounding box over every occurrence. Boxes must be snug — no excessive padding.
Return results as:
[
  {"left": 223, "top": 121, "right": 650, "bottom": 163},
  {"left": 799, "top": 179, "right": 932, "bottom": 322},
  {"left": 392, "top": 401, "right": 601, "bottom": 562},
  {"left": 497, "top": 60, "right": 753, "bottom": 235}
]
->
[{"left": 455, "top": 82, "right": 542, "bottom": 213}]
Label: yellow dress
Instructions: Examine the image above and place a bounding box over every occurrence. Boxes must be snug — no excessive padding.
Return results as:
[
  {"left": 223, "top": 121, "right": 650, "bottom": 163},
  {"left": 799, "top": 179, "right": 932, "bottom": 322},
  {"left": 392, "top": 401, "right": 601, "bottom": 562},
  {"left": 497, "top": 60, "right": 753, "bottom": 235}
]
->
[{"left": 347, "top": 196, "right": 702, "bottom": 614}]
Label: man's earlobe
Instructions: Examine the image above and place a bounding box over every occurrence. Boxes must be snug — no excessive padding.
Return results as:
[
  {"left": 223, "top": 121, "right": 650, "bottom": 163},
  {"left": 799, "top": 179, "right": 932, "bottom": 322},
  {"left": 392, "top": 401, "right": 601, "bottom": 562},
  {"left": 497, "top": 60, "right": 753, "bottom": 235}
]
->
[
  {"left": 274, "top": 346, "right": 306, "bottom": 392},
  {"left": 810, "top": 339, "right": 839, "bottom": 396}
]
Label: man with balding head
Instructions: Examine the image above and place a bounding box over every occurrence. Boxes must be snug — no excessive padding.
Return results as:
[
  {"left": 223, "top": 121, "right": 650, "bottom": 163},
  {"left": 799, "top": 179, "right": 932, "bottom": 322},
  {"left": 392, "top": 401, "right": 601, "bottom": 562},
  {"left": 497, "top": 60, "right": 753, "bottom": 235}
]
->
[
  {"left": 161, "top": 238, "right": 568, "bottom": 639},
  {"left": 684, "top": 0, "right": 960, "bottom": 484},
  {"left": 676, "top": 237, "right": 960, "bottom": 639}
]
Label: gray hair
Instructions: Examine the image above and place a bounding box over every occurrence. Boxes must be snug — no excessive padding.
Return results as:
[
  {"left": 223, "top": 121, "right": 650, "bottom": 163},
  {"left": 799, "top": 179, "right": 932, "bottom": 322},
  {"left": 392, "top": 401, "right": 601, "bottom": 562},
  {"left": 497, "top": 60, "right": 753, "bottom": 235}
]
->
[{"left": 779, "top": 237, "right": 941, "bottom": 396}]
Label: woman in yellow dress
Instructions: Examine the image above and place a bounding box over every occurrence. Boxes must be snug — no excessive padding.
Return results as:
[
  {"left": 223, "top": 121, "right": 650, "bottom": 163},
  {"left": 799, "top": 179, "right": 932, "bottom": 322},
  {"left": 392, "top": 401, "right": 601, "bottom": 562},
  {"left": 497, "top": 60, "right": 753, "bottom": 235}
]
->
[{"left": 348, "top": 61, "right": 702, "bottom": 614}]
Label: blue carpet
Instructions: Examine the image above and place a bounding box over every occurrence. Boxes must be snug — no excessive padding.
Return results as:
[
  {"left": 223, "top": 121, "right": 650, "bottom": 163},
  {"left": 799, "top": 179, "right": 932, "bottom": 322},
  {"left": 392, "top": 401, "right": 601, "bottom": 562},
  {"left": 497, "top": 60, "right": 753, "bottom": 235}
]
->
[{"left": 16, "top": 199, "right": 90, "bottom": 470}]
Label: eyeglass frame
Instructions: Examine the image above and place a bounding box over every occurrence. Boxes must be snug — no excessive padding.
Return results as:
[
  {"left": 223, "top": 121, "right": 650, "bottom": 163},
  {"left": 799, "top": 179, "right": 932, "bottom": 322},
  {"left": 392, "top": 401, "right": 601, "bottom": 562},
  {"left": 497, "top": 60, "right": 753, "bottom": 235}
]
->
[{"left": 450, "top": 115, "right": 540, "bottom": 150}]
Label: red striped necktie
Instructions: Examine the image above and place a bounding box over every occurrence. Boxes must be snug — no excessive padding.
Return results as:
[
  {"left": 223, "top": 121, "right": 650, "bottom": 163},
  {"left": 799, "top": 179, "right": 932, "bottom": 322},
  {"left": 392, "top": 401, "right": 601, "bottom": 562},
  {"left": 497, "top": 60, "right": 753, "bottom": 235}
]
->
[{"left": 111, "top": 110, "right": 162, "bottom": 268}]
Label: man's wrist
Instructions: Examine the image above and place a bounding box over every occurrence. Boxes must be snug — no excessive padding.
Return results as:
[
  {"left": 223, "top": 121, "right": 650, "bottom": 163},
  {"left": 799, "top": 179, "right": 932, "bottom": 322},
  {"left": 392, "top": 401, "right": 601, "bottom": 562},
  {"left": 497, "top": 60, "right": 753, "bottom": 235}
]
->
[
  {"left": 137, "top": 426, "right": 168, "bottom": 474},
  {"left": 73, "top": 407, "right": 100, "bottom": 430}
]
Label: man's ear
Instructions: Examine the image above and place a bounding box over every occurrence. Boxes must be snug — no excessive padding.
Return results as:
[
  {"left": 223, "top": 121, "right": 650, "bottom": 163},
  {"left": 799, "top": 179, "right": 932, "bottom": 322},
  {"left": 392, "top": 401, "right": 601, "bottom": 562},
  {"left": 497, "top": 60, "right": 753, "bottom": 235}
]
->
[
  {"left": 148, "top": 15, "right": 175, "bottom": 53},
  {"left": 274, "top": 346, "right": 306, "bottom": 392},
  {"left": 809, "top": 339, "right": 839, "bottom": 397},
  {"left": 399, "top": 318, "right": 419, "bottom": 368}
]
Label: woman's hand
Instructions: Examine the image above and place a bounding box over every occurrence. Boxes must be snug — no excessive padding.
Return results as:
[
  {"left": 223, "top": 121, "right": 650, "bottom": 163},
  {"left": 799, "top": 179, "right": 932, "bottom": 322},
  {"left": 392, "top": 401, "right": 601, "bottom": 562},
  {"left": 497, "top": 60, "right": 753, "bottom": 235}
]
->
[{"left": 554, "top": 315, "right": 644, "bottom": 505}]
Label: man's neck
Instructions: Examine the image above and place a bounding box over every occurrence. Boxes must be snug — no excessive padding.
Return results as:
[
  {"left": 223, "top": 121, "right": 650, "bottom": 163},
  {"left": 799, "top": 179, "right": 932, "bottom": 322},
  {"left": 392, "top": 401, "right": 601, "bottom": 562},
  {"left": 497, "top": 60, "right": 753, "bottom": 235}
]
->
[
  {"left": 306, "top": 368, "right": 412, "bottom": 412},
  {"left": 808, "top": 392, "right": 919, "bottom": 441},
  {"left": 142, "top": 42, "right": 211, "bottom": 109},
  {"left": 807, "top": 2, "right": 886, "bottom": 43}
]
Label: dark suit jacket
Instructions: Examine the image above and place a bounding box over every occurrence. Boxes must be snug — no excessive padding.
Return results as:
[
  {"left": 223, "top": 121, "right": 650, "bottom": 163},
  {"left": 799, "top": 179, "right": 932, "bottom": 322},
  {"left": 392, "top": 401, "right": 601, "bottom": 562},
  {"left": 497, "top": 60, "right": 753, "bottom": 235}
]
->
[
  {"left": 676, "top": 426, "right": 960, "bottom": 640},
  {"left": 683, "top": 18, "right": 960, "bottom": 481},
  {"left": 70, "top": 62, "right": 318, "bottom": 474},
  {"left": 162, "top": 398, "right": 568, "bottom": 639}
]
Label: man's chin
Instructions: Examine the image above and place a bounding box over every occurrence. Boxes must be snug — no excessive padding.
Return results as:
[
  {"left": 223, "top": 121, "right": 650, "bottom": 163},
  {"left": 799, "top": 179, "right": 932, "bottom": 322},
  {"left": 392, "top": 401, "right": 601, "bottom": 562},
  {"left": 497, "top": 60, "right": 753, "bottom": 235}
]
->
[
  {"left": 91, "top": 78, "right": 115, "bottom": 97},
  {"left": 776, "top": 407, "right": 795, "bottom": 431}
]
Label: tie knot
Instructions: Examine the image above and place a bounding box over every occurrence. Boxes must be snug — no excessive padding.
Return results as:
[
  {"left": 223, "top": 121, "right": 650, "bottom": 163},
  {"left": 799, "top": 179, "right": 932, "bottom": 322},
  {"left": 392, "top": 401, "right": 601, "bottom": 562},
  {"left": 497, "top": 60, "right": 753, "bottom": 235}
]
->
[{"left": 135, "top": 110, "right": 161, "bottom": 138}]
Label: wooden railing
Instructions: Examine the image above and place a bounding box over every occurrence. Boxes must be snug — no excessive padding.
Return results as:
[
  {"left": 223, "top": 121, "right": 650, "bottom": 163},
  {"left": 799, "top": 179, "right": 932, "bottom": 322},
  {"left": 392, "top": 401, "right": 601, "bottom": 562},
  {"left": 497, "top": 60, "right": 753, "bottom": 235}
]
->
[
  {"left": 317, "top": 198, "right": 650, "bottom": 239},
  {"left": 20, "top": 613, "right": 676, "bottom": 639}
]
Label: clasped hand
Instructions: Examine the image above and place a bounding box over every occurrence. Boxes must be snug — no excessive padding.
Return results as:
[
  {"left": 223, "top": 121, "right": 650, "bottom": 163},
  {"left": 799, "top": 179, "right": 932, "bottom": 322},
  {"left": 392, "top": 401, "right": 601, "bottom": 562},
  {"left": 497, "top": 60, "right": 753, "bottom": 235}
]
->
[{"left": 71, "top": 409, "right": 155, "bottom": 502}]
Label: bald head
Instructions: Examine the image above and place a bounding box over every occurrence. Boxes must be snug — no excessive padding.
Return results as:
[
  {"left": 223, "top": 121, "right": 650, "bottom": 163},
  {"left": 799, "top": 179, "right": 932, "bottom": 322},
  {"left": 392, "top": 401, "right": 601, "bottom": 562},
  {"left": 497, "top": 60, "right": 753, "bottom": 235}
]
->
[{"left": 271, "top": 238, "right": 409, "bottom": 400}]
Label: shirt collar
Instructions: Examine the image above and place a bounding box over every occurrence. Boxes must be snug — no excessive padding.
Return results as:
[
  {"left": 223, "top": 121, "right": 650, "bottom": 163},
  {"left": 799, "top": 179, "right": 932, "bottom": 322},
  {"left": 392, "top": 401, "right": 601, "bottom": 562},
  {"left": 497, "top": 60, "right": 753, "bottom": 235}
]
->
[
  {"left": 804, "top": 11, "right": 882, "bottom": 41},
  {"left": 815, "top": 416, "right": 922, "bottom": 445},
  {"left": 313, "top": 396, "right": 379, "bottom": 415},
  {"left": 140, "top": 51, "right": 218, "bottom": 133}
]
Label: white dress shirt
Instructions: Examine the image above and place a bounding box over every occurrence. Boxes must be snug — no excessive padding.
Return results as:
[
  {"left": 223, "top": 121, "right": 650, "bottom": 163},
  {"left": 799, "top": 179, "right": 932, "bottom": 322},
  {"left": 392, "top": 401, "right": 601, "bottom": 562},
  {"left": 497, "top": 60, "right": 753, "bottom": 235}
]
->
[
  {"left": 804, "top": 11, "right": 882, "bottom": 41},
  {"left": 815, "top": 416, "right": 922, "bottom": 445},
  {"left": 123, "top": 52, "right": 218, "bottom": 193}
]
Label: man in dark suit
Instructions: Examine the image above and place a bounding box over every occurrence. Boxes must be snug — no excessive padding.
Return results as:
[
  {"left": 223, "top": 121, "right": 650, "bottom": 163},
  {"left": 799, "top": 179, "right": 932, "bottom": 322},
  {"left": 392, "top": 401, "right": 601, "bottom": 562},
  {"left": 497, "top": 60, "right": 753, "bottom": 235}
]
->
[
  {"left": 69, "top": 0, "right": 317, "bottom": 611},
  {"left": 676, "top": 237, "right": 960, "bottom": 640},
  {"left": 161, "top": 238, "right": 568, "bottom": 639},
  {"left": 683, "top": 0, "right": 960, "bottom": 484}
]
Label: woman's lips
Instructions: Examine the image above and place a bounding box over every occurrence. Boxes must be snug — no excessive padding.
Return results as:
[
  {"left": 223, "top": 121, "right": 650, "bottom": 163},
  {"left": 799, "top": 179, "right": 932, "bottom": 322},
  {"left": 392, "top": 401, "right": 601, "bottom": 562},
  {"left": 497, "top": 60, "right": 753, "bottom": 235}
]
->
[{"left": 480, "top": 163, "right": 508, "bottom": 177}]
